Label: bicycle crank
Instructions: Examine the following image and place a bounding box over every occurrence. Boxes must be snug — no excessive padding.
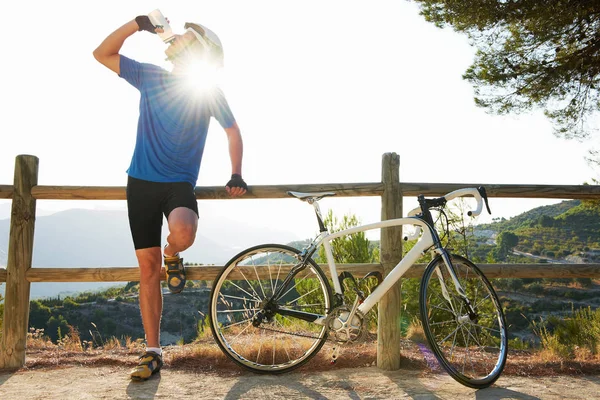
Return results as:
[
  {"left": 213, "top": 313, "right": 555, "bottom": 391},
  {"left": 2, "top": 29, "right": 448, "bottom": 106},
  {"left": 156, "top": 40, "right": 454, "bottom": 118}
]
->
[{"left": 325, "top": 305, "right": 368, "bottom": 344}]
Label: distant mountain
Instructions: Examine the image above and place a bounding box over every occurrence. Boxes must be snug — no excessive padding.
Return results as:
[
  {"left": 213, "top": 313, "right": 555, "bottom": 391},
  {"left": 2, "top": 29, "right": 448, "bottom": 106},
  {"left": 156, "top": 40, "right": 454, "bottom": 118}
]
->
[
  {"left": 0, "top": 208, "right": 300, "bottom": 298},
  {"left": 481, "top": 200, "right": 582, "bottom": 231}
]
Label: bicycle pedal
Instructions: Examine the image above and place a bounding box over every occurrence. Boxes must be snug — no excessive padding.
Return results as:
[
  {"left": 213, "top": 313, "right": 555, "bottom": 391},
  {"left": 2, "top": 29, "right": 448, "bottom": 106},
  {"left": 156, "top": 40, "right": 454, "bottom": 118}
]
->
[{"left": 330, "top": 346, "right": 341, "bottom": 364}]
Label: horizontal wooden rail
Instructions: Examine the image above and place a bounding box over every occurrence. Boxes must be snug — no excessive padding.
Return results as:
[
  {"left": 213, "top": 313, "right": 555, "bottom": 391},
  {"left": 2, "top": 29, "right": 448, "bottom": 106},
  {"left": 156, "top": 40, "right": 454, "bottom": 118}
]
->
[
  {"left": 2, "top": 263, "right": 597, "bottom": 284},
  {"left": 23, "top": 182, "right": 600, "bottom": 200},
  {"left": 29, "top": 183, "right": 384, "bottom": 200},
  {"left": 0, "top": 185, "right": 12, "bottom": 200},
  {"left": 402, "top": 183, "right": 600, "bottom": 199}
]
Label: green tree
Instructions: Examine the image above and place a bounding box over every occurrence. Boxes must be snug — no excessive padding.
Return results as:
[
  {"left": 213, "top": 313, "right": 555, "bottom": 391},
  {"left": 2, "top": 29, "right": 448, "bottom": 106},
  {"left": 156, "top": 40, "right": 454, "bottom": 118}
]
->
[
  {"left": 316, "top": 211, "right": 380, "bottom": 329},
  {"left": 412, "top": 0, "right": 600, "bottom": 141},
  {"left": 317, "top": 210, "right": 379, "bottom": 264},
  {"left": 46, "top": 315, "right": 69, "bottom": 342},
  {"left": 496, "top": 231, "right": 519, "bottom": 259},
  {"left": 29, "top": 300, "right": 52, "bottom": 329},
  {"left": 538, "top": 215, "right": 556, "bottom": 227}
]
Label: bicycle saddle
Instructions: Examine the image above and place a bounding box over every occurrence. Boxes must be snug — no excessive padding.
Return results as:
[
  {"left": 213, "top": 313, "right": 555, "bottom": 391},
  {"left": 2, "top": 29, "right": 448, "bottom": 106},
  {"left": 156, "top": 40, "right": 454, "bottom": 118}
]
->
[{"left": 287, "top": 191, "right": 336, "bottom": 201}]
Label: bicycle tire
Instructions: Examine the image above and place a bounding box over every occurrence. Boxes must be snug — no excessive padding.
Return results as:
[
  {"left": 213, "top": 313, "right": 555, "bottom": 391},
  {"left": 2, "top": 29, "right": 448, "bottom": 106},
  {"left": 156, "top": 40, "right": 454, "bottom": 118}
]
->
[
  {"left": 209, "top": 243, "right": 332, "bottom": 373},
  {"left": 420, "top": 254, "right": 508, "bottom": 389}
]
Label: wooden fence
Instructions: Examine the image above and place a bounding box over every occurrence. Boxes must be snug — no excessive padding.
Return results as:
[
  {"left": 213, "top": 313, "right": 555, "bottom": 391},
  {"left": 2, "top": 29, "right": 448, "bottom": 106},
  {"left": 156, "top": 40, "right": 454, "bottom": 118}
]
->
[{"left": 1, "top": 153, "right": 600, "bottom": 370}]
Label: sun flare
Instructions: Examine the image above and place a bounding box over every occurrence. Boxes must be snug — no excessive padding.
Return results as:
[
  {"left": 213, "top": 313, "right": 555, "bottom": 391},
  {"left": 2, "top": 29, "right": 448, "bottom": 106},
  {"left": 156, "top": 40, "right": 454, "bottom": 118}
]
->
[{"left": 181, "top": 59, "right": 222, "bottom": 93}]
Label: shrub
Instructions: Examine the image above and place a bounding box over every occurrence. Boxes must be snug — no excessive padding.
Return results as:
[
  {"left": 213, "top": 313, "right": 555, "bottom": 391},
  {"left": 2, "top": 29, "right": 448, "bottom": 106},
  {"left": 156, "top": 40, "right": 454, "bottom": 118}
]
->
[
  {"left": 575, "top": 278, "right": 593, "bottom": 288},
  {"left": 533, "top": 306, "right": 600, "bottom": 360},
  {"left": 63, "top": 298, "right": 79, "bottom": 309},
  {"left": 527, "top": 282, "right": 544, "bottom": 295}
]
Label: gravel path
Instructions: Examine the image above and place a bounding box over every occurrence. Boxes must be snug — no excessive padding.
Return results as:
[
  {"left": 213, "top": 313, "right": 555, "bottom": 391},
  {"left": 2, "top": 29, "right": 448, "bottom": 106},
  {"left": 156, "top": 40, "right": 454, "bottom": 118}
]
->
[{"left": 2, "top": 365, "right": 600, "bottom": 399}]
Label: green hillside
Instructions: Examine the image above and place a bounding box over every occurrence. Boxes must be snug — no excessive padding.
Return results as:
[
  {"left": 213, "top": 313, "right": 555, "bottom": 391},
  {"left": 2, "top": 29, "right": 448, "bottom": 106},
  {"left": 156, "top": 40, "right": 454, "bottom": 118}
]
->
[{"left": 477, "top": 200, "right": 600, "bottom": 261}]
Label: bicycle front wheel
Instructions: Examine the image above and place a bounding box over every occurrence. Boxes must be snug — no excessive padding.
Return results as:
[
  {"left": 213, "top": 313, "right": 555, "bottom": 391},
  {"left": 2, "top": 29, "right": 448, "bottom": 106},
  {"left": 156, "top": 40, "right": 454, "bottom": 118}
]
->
[
  {"left": 209, "top": 244, "right": 332, "bottom": 373},
  {"left": 420, "top": 254, "right": 508, "bottom": 389}
]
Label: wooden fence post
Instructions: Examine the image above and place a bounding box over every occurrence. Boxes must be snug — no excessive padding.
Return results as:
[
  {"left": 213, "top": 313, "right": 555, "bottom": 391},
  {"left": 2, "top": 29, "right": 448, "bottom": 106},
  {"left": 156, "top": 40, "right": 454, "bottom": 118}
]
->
[
  {"left": 377, "top": 152, "right": 403, "bottom": 370},
  {"left": 1, "top": 155, "right": 39, "bottom": 369}
]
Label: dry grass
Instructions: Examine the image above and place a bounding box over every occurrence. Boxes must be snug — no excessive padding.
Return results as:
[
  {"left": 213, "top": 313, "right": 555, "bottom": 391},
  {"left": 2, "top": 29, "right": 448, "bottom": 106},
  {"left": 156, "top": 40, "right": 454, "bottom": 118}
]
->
[{"left": 13, "top": 331, "right": 600, "bottom": 377}]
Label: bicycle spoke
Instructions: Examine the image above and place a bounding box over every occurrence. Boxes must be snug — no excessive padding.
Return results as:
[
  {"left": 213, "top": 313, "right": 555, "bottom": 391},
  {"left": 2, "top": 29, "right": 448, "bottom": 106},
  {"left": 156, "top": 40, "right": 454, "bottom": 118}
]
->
[
  {"left": 284, "top": 286, "right": 322, "bottom": 306},
  {"left": 227, "top": 280, "right": 262, "bottom": 303},
  {"left": 430, "top": 302, "right": 455, "bottom": 315},
  {"left": 460, "top": 325, "right": 476, "bottom": 376},
  {"left": 448, "top": 326, "right": 460, "bottom": 361},
  {"left": 474, "top": 293, "right": 492, "bottom": 310},
  {"left": 235, "top": 266, "right": 263, "bottom": 301},
  {"left": 220, "top": 317, "right": 253, "bottom": 331},
  {"left": 219, "top": 293, "right": 259, "bottom": 303},
  {"left": 249, "top": 257, "right": 268, "bottom": 299},
  {"left": 217, "top": 307, "right": 260, "bottom": 314},
  {"left": 278, "top": 271, "right": 312, "bottom": 300},
  {"left": 474, "top": 324, "right": 502, "bottom": 334}
]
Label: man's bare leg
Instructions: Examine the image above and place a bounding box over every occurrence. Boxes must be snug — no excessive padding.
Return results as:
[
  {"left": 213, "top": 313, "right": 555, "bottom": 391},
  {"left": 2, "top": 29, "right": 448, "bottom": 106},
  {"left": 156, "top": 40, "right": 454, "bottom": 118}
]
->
[
  {"left": 164, "top": 207, "right": 198, "bottom": 256},
  {"left": 136, "top": 247, "right": 163, "bottom": 349}
]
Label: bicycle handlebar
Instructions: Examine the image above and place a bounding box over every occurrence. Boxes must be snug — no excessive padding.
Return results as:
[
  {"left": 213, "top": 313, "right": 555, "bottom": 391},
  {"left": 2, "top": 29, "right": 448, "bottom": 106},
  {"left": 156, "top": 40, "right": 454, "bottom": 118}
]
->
[{"left": 403, "top": 186, "right": 492, "bottom": 241}]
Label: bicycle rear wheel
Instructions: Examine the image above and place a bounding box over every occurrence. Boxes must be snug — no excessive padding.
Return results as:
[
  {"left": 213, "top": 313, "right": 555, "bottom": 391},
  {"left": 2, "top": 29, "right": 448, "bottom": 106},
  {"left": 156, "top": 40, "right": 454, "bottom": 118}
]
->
[
  {"left": 209, "top": 244, "right": 332, "bottom": 373},
  {"left": 420, "top": 254, "right": 508, "bottom": 389}
]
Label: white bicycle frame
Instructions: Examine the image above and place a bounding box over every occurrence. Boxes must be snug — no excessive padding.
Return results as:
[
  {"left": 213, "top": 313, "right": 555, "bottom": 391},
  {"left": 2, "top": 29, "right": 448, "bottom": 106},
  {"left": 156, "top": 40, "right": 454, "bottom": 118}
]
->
[
  {"left": 320, "top": 216, "right": 435, "bottom": 315},
  {"left": 292, "top": 187, "right": 487, "bottom": 323}
]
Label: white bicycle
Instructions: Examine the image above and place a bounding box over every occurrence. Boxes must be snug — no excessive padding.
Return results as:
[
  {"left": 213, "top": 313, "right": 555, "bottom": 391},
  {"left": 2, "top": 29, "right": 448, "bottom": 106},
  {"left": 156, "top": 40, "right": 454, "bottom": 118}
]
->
[{"left": 209, "top": 187, "right": 508, "bottom": 389}]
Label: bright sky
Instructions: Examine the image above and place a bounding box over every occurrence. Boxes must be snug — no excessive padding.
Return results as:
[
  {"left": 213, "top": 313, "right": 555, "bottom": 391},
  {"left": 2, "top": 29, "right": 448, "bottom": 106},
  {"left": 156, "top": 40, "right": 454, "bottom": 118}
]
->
[{"left": 1, "top": 1, "right": 596, "bottom": 241}]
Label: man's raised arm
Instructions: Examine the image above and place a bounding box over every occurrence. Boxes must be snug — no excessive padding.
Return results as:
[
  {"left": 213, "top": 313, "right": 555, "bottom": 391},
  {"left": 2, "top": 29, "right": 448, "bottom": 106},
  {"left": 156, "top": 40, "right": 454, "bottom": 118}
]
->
[{"left": 93, "top": 16, "right": 159, "bottom": 74}]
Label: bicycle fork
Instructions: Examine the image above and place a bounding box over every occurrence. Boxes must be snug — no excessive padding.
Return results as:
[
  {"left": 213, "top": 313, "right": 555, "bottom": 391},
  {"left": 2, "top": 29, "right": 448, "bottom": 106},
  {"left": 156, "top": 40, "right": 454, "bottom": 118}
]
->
[{"left": 435, "top": 249, "right": 478, "bottom": 322}]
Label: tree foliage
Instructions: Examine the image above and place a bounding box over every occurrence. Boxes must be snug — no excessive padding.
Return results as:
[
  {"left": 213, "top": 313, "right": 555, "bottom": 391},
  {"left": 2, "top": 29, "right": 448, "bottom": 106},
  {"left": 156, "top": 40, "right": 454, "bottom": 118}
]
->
[
  {"left": 497, "top": 231, "right": 519, "bottom": 259},
  {"left": 412, "top": 0, "right": 600, "bottom": 140},
  {"left": 317, "top": 210, "right": 379, "bottom": 264},
  {"left": 316, "top": 210, "right": 381, "bottom": 328}
]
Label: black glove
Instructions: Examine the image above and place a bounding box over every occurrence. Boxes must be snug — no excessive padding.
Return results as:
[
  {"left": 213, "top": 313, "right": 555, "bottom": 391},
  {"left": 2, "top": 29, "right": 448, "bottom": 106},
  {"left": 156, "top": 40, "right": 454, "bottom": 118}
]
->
[
  {"left": 226, "top": 174, "right": 248, "bottom": 191},
  {"left": 135, "top": 16, "right": 157, "bottom": 33}
]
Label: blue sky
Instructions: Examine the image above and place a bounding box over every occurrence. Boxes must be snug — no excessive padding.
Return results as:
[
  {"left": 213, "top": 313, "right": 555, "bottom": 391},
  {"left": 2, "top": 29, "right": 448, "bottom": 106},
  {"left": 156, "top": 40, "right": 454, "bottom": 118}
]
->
[{"left": 0, "top": 1, "right": 595, "bottom": 241}]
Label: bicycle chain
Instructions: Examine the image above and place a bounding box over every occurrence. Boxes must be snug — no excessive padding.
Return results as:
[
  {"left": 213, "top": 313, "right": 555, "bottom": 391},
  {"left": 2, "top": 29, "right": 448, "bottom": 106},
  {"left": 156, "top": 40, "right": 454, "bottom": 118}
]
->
[
  {"left": 254, "top": 306, "right": 367, "bottom": 345},
  {"left": 256, "top": 325, "right": 324, "bottom": 340}
]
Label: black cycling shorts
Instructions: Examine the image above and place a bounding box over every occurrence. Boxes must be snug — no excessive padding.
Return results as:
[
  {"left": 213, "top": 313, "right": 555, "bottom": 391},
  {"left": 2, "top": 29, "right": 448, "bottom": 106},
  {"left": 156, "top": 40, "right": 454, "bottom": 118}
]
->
[{"left": 126, "top": 176, "right": 199, "bottom": 250}]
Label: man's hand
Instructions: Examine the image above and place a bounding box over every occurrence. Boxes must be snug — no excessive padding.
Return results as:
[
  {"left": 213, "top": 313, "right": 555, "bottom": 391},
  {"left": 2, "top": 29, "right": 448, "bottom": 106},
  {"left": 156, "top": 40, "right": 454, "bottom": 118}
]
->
[
  {"left": 135, "top": 16, "right": 158, "bottom": 33},
  {"left": 226, "top": 174, "right": 248, "bottom": 197}
]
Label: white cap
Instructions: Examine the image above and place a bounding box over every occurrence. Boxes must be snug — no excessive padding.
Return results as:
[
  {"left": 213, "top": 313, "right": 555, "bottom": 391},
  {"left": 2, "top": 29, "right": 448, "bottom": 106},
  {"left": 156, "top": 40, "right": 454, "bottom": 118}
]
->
[{"left": 184, "top": 22, "right": 224, "bottom": 67}]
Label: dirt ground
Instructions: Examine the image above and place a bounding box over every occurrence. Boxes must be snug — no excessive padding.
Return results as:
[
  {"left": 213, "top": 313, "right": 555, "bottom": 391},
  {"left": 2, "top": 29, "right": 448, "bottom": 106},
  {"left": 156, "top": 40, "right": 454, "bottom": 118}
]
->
[
  {"left": 1, "top": 341, "right": 600, "bottom": 399},
  {"left": 2, "top": 364, "right": 600, "bottom": 399}
]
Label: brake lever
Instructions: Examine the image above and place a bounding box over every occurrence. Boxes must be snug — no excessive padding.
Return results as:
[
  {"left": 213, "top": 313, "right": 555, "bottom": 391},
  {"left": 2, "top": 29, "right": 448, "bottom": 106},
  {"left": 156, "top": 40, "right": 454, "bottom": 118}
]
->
[{"left": 477, "top": 186, "right": 492, "bottom": 214}]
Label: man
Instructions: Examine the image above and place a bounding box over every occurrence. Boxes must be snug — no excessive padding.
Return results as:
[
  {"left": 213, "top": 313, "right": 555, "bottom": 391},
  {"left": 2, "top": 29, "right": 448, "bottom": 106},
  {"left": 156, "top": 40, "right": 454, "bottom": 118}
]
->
[{"left": 93, "top": 14, "right": 247, "bottom": 381}]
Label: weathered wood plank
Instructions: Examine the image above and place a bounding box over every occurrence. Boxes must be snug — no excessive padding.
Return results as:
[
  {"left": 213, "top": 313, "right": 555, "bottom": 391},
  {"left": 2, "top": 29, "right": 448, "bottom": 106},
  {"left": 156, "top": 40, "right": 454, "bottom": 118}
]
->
[
  {"left": 30, "top": 183, "right": 384, "bottom": 200},
  {"left": 0, "top": 268, "right": 6, "bottom": 282},
  {"left": 400, "top": 183, "right": 600, "bottom": 199},
  {"left": 21, "top": 263, "right": 600, "bottom": 282},
  {"left": 28, "top": 183, "right": 600, "bottom": 201},
  {"left": 0, "top": 185, "right": 13, "bottom": 199},
  {"left": 378, "top": 153, "right": 403, "bottom": 371},
  {"left": 24, "top": 264, "right": 387, "bottom": 282},
  {"left": 401, "top": 263, "right": 600, "bottom": 279},
  {"left": 1, "top": 155, "right": 38, "bottom": 369}
]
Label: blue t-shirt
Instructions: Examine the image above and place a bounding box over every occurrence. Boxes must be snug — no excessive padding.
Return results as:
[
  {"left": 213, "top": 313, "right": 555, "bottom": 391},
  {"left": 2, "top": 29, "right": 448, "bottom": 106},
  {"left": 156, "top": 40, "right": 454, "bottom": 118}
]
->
[{"left": 119, "top": 56, "right": 235, "bottom": 186}]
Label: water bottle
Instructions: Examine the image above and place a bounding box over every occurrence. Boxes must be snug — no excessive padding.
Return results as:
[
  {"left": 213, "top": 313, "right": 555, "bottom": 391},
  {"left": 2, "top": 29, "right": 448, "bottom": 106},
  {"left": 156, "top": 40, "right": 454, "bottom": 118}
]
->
[{"left": 148, "top": 9, "right": 175, "bottom": 43}]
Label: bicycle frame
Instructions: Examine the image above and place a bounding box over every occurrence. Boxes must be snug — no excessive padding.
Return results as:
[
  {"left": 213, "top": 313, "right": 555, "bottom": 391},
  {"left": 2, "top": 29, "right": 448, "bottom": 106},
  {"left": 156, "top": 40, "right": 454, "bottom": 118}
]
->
[{"left": 314, "top": 216, "right": 437, "bottom": 316}]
